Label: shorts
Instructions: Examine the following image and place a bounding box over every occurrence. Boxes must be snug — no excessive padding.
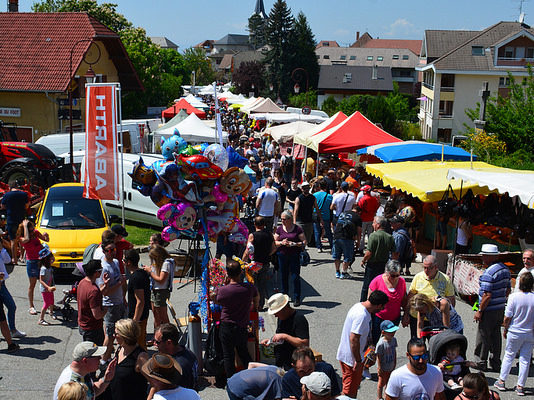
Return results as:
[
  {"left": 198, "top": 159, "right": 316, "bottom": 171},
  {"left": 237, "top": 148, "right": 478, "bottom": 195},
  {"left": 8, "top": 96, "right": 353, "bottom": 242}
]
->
[
  {"left": 437, "top": 220, "right": 448, "bottom": 235},
  {"left": 103, "top": 303, "right": 125, "bottom": 337},
  {"left": 332, "top": 238, "right": 354, "bottom": 263},
  {"left": 6, "top": 223, "right": 18, "bottom": 241},
  {"left": 26, "top": 259, "right": 39, "bottom": 278},
  {"left": 79, "top": 327, "right": 105, "bottom": 346},
  {"left": 151, "top": 289, "right": 170, "bottom": 308}
]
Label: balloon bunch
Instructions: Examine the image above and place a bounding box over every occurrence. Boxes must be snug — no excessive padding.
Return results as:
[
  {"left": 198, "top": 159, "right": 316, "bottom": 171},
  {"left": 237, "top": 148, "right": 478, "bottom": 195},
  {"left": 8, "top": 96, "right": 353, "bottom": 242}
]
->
[{"left": 129, "top": 129, "right": 252, "bottom": 245}]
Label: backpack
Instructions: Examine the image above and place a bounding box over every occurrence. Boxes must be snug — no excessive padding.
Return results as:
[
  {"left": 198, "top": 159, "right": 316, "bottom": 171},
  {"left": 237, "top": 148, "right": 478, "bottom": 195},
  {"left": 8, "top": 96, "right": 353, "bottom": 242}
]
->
[
  {"left": 337, "top": 212, "right": 355, "bottom": 238},
  {"left": 398, "top": 230, "right": 416, "bottom": 262},
  {"left": 283, "top": 155, "right": 294, "bottom": 171},
  {"left": 82, "top": 243, "right": 100, "bottom": 265},
  {"left": 203, "top": 322, "right": 226, "bottom": 386}
]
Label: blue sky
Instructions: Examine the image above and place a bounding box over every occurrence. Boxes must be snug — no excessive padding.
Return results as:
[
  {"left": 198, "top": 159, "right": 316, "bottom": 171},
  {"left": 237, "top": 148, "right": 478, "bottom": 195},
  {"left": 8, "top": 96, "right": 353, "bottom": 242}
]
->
[{"left": 16, "top": 0, "right": 532, "bottom": 50}]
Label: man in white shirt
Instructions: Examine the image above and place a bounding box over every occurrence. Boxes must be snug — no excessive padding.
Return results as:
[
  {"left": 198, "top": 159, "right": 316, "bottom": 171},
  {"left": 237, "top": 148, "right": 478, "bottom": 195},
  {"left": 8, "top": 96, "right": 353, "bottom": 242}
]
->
[
  {"left": 385, "top": 338, "right": 445, "bottom": 400},
  {"left": 514, "top": 249, "right": 534, "bottom": 292},
  {"left": 330, "top": 182, "right": 355, "bottom": 225},
  {"left": 336, "top": 290, "right": 388, "bottom": 399},
  {"left": 256, "top": 177, "right": 280, "bottom": 233}
]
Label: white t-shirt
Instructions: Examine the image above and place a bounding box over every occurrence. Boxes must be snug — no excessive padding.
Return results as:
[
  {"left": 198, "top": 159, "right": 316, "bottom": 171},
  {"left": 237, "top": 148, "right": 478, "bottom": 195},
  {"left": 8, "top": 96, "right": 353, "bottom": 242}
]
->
[
  {"left": 514, "top": 267, "right": 534, "bottom": 292},
  {"left": 152, "top": 260, "right": 172, "bottom": 290},
  {"left": 153, "top": 387, "right": 201, "bottom": 400},
  {"left": 54, "top": 365, "right": 94, "bottom": 400},
  {"left": 505, "top": 291, "right": 534, "bottom": 334},
  {"left": 336, "top": 302, "right": 370, "bottom": 366},
  {"left": 332, "top": 192, "right": 355, "bottom": 216},
  {"left": 386, "top": 364, "right": 444, "bottom": 400},
  {"left": 257, "top": 188, "right": 279, "bottom": 217}
]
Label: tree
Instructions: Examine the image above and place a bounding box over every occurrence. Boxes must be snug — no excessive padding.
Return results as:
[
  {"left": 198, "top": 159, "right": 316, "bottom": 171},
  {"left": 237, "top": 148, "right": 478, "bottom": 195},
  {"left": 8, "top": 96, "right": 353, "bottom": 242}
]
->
[
  {"left": 183, "top": 47, "right": 215, "bottom": 86},
  {"left": 248, "top": 13, "right": 266, "bottom": 49},
  {"left": 367, "top": 95, "right": 396, "bottom": 133},
  {"left": 288, "top": 12, "right": 319, "bottom": 91},
  {"left": 232, "top": 61, "right": 265, "bottom": 96},
  {"left": 263, "top": 0, "right": 294, "bottom": 101},
  {"left": 288, "top": 90, "right": 317, "bottom": 108}
]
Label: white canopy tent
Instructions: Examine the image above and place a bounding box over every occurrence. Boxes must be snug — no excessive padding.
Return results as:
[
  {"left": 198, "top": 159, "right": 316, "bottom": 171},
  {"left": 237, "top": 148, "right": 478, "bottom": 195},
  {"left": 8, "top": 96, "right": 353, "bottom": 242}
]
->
[
  {"left": 252, "top": 113, "right": 327, "bottom": 123},
  {"left": 247, "top": 97, "right": 287, "bottom": 114},
  {"left": 239, "top": 97, "right": 264, "bottom": 113},
  {"left": 263, "top": 121, "right": 318, "bottom": 143},
  {"left": 153, "top": 112, "right": 227, "bottom": 146},
  {"left": 447, "top": 168, "right": 534, "bottom": 209},
  {"left": 183, "top": 94, "right": 208, "bottom": 109},
  {"left": 226, "top": 93, "right": 247, "bottom": 105}
]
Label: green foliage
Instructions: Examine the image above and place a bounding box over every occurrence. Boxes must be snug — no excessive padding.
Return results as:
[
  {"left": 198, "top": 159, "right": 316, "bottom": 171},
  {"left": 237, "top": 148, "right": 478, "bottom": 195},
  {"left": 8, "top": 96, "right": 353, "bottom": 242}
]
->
[
  {"left": 232, "top": 61, "right": 265, "bottom": 96},
  {"left": 385, "top": 84, "right": 416, "bottom": 121},
  {"left": 32, "top": 0, "right": 131, "bottom": 32},
  {"left": 183, "top": 47, "right": 215, "bottom": 86},
  {"left": 124, "top": 223, "right": 160, "bottom": 245},
  {"left": 492, "top": 149, "right": 534, "bottom": 170},
  {"left": 288, "top": 91, "right": 317, "bottom": 108},
  {"left": 321, "top": 96, "right": 338, "bottom": 116},
  {"left": 289, "top": 13, "right": 319, "bottom": 90},
  {"left": 248, "top": 13, "right": 266, "bottom": 49},
  {"left": 394, "top": 121, "right": 422, "bottom": 141},
  {"left": 366, "top": 95, "right": 396, "bottom": 133}
]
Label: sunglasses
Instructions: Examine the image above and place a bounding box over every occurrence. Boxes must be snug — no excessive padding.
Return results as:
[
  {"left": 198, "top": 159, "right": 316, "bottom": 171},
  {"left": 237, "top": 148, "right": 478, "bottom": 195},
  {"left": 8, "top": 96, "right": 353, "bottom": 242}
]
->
[
  {"left": 104, "top": 248, "right": 116, "bottom": 253},
  {"left": 461, "top": 392, "right": 480, "bottom": 400},
  {"left": 409, "top": 353, "right": 429, "bottom": 361},
  {"left": 389, "top": 274, "right": 400, "bottom": 278}
]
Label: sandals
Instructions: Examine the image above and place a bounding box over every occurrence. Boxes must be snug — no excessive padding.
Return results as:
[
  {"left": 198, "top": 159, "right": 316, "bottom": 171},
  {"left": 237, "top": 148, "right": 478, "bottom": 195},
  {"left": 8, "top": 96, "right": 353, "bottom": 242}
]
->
[
  {"left": 38, "top": 320, "right": 50, "bottom": 326},
  {"left": 28, "top": 307, "right": 38, "bottom": 315}
]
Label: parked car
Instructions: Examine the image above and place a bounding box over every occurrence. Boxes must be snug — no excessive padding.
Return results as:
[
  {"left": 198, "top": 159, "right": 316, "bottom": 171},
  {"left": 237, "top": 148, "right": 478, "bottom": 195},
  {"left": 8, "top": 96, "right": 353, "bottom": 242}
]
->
[{"left": 35, "top": 183, "right": 118, "bottom": 273}]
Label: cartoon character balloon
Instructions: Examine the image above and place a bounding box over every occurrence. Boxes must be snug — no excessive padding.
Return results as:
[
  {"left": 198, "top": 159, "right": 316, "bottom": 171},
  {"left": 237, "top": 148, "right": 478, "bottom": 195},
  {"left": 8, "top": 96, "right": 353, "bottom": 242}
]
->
[
  {"left": 157, "top": 202, "right": 196, "bottom": 230},
  {"left": 203, "top": 143, "right": 229, "bottom": 171},
  {"left": 161, "top": 130, "right": 187, "bottom": 160}
]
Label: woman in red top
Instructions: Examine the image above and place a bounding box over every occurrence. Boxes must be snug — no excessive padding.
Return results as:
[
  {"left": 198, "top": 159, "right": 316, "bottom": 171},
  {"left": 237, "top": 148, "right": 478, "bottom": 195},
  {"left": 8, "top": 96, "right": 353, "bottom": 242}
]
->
[{"left": 18, "top": 219, "right": 49, "bottom": 315}]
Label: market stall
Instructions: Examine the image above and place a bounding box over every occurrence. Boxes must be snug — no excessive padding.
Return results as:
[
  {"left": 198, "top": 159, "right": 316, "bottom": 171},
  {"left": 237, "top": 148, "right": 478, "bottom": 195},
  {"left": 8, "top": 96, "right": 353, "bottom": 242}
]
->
[
  {"left": 357, "top": 141, "right": 476, "bottom": 162},
  {"left": 306, "top": 111, "right": 402, "bottom": 153},
  {"left": 153, "top": 112, "right": 227, "bottom": 145},
  {"left": 161, "top": 98, "right": 207, "bottom": 120},
  {"left": 263, "top": 120, "right": 318, "bottom": 143}
]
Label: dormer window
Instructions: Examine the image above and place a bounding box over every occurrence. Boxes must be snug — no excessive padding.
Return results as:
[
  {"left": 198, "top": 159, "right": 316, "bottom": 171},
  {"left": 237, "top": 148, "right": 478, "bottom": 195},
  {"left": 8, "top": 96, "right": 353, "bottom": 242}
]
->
[
  {"left": 343, "top": 73, "right": 352, "bottom": 83},
  {"left": 377, "top": 56, "right": 383, "bottom": 61},
  {"left": 472, "top": 46, "right": 484, "bottom": 56},
  {"left": 504, "top": 47, "right": 514, "bottom": 58},
  {"left": 392, "top": 55, "right": 399, "bottom": 60},
  {"left": 367, "top": 56, "right": 373, "bottom": 61},
  {"left": 349, "top": 55, "right": 356, "bottom": 60},
  {"left": 340, "top": 55, "right": 346, "bottom": 60}
]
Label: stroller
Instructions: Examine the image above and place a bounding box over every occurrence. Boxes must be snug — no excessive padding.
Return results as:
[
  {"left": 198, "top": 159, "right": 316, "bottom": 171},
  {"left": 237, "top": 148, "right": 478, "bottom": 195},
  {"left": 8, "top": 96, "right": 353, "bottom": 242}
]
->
[
  {"left": 429, "top": 330, "right": 471, "bottom": 400},
  {"left": 56, "top": 282, "right": 78, "bottom": 322}
]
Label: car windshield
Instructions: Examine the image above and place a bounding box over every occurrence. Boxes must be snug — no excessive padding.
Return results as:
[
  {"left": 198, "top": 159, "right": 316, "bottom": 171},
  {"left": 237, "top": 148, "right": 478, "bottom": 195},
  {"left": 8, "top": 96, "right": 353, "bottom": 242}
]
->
[{"left": 39, "top": 186, "right": 106, "bottom": 229}]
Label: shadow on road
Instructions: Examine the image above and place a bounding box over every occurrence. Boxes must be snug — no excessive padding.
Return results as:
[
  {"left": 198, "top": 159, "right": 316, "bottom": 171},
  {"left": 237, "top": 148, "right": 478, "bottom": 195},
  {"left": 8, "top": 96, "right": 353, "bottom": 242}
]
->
[
  {"left": 302, "top": 300, "right": 341, "bottom": 309},
  {"left": 17, "top": 334, "right": 62, "bottom": 346},
  {"left": 0, "top": 347, "right": 56, "bottom": 360}
]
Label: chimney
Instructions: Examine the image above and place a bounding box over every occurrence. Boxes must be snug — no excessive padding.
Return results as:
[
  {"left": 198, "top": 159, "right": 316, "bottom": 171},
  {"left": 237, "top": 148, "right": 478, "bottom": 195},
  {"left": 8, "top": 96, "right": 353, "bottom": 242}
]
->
[
  {"left": 7, "top": 0, "right": 18, "bottom": 12},
  {"left": 356, "top": 31, "right": 360, "bottom": 41},
  {"left": 372, "top": 65, "right": 378, "bottom": 80}
]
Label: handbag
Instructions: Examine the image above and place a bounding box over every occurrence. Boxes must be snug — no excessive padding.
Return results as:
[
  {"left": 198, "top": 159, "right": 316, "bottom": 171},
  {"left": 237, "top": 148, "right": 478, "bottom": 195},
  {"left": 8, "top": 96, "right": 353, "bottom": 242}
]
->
[
  {"left": 363, "top": 344, "right": 377, "bottom": 368},
  {"left": 299, "top": 249, "right": 310, "bottom": 266}
]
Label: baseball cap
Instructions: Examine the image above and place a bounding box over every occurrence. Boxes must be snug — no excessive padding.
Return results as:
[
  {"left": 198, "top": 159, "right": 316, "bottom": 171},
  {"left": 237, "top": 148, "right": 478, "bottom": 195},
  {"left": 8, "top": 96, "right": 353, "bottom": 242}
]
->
[
  {"left": 300, "top": 372, "right": 331, "bottom": 396},
  {"left": 340, "top": 181, "right": 349, "bottom": 189},
  {"left": 361, "top": 185, "right": 371, "bottom": 192},
  {"left": 380, "top": 320, "right": 399, "bottom": 333},
  {"left": 38, "top": 244, "right": 52, "bottom": 260},
  {"left": 111, "top": 225, "right": 128, "bottom": 237},
  {"left": 73, "top": 341, "right": 106, "bottom": 361}
]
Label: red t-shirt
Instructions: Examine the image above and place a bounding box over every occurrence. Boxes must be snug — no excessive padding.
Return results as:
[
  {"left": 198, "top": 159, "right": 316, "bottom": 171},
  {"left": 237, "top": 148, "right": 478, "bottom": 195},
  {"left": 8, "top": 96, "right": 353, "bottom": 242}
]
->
[
  {"left": 21, "top": 231, "right": 43, "bottom": 261},
  {"left": 77, "top": 278, "right": 103, "bottom": 331},
  {"left": 115, "top": 239, "right": 132, "bottom": 274},
  {"left": 358, "top": 193, "right": 379, "bottom": 222}
]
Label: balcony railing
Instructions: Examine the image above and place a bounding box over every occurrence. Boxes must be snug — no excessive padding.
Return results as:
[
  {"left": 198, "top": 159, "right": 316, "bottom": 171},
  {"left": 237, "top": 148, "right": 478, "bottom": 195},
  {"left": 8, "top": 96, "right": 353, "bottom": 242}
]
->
[
  {"left": 422, "top": 82, "right": 434, "bottom": 90},
  {"left": 441, "top": 86, "right": 454, "bottom": 92},
  {"left": 438, "top": 113, "right": 453, "bottom": 118}
]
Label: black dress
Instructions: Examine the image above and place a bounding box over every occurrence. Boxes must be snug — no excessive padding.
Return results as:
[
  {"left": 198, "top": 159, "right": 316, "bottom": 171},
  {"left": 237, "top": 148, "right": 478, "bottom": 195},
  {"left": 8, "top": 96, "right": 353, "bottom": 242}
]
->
[{"left": 110, "top": 346, "right": 147, "bottom": 400}]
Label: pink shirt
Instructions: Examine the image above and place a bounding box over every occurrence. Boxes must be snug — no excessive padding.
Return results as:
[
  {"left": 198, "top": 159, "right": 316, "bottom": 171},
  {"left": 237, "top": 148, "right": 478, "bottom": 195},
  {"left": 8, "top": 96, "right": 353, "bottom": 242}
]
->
[
  {"left": 369, "top": 274, "right": 407, "bottom": 321},
  {"left": 21, "top": 231, "right": 43, "bottom": 261}
]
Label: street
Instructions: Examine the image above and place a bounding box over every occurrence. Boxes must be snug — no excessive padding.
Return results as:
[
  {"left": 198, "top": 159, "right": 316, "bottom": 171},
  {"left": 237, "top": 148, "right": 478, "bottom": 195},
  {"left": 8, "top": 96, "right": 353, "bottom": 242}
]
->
[{"left": 0, "top": 243, "right": 530, "bottom": 399}]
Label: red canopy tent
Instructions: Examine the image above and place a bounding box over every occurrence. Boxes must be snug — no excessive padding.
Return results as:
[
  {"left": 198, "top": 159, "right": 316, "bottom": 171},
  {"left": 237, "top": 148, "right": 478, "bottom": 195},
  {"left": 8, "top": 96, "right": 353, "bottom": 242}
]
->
[
  {"left": 311, "top": 111, "right": 402, "bottom": 153},
  {"left": 161, "top": 99, "right": 206, "bottom": 120}
]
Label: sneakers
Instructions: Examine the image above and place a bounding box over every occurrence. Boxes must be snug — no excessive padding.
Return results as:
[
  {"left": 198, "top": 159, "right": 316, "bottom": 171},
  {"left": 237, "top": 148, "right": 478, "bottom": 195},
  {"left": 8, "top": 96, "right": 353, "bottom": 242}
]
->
[
  {"left": 28, "top": 307, "right": 37, "bottom": 315},
  {"left": 7, "top": 343, "right": 19, "bottom": 353},
  {"left": 37, "top": 320, "right": 50, "bottom": 326},
  {"left": 10, "top": 329, "right": 26, "bottom": 338},
  {"left": 362, "top": 368, "right": 372, "bottom": 380},
  {"left": 294, "top": 299, "right": 301, "bottom": 307},
  {"left": 515, "top": 386, "right": 525, "bottom": 396},
  {"left": 494, "top": 380, "right": 505, "bottom": 391},
  {"left": 340, "top": 272, "right": 351, "bottom": 280},
  {"left": 335, "top": 271, "right": 341, "bottom": 279}
]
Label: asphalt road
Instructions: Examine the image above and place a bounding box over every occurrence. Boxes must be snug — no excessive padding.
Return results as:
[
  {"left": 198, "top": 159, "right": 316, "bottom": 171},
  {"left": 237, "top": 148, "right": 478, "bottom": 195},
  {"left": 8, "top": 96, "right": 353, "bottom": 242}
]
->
[{"left": 0, "top": 243, "right": 530, "bottom": 399}]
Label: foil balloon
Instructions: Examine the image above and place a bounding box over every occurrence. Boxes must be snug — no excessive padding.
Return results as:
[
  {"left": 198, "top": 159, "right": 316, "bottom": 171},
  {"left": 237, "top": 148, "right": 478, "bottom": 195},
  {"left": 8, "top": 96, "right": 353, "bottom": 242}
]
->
[
  {"left": 161, "top": 131, "right": 187, "bottom": 160},
  {"left": 175, "top": 154, "right": 223, "bottom": 180},
  {"left": 157, "top": 202, "right": 196, "bottom": 230},
  {"left": 203, "top": 143, "right": 229, "bottom": 171}
]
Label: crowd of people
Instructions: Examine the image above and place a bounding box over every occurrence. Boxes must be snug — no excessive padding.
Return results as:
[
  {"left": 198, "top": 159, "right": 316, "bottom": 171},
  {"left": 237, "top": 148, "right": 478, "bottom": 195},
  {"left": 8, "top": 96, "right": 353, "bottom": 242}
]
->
[{"left": 0, "top": 106, "right": 533, "bottom": 400}]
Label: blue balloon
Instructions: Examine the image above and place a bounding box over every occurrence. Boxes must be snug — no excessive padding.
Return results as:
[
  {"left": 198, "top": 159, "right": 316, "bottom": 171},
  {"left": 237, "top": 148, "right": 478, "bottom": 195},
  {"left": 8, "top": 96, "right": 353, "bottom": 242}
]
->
[{"left": 227, "top": 146, "right": 248, "bottom": 169}]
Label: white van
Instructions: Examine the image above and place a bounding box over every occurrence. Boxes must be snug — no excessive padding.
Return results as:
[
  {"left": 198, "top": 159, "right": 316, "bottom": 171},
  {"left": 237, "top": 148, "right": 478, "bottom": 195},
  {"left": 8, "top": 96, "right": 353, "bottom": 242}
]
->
[{"left": 81, "top": 153, "right": 163, "bottom": 227}]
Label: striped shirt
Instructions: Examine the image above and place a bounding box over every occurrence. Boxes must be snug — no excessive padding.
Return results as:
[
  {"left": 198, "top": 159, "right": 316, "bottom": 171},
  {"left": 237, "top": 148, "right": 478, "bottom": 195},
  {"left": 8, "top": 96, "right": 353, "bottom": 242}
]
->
[{"left": 479, "top": 262, "right": 511, "bottom": 311}]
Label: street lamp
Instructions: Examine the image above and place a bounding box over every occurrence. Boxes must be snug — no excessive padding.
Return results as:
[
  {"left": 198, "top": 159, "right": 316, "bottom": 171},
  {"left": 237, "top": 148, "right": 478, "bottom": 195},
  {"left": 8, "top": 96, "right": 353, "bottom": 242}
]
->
[
  {"left": 68, "top": 40, "right": 101, "bottom": 180},
  {"left": 291, "top": 67, "right": 309, "bottom": 106}
]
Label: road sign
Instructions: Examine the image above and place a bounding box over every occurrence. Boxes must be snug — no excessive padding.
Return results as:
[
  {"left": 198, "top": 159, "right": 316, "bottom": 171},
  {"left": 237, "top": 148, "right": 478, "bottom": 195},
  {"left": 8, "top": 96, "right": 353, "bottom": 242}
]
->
[{"left": 302, "top": 106, "right": 311, "bottom": 115}]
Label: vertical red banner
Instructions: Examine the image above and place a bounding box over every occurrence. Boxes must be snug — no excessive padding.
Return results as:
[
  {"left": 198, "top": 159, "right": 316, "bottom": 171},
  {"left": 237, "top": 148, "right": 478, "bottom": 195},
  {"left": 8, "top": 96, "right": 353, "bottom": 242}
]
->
[{"left": 83, "top": 84, "right": 119, "bottom": 200}]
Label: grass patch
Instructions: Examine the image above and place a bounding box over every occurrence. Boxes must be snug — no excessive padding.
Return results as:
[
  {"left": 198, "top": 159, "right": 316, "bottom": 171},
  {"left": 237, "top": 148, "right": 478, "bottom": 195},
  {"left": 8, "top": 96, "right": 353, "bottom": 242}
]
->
[{"left": 124, "top": 223, "right": 161, "bottom": 246}]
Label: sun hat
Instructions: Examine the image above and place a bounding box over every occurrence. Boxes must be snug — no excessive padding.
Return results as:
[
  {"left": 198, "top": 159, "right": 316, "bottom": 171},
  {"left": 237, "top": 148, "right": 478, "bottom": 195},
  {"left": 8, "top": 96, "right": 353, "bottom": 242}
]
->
[
  {"left": 73, "top": 341, "right": 106, "bottom": 361},
  {"left": 141, "top": 353, "right": 182, "bottom": 386},
  {"left": 38, "top": 244, "right": 52, "bottom": 260},
  {"left": 480, "top": 244, "right": 499, "bottom": 255},
  {"left": 300, "top": 372, "right": 331, "bottom": 396},
  {"left": 267, "top": 293, "right": 290, "bottom": 315},
  {"left": 301, "top": 181, "right": 310, "bottom": 188},
  {"left": 380, "top": 320, "right": 400, "bottom": 333}
]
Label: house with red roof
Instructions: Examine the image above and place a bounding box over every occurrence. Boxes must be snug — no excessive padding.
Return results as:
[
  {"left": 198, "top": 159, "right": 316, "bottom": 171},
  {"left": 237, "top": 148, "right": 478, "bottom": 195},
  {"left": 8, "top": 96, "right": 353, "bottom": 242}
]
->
[{"left": 0, "top": 11, "right": 142, "bottom": 140}]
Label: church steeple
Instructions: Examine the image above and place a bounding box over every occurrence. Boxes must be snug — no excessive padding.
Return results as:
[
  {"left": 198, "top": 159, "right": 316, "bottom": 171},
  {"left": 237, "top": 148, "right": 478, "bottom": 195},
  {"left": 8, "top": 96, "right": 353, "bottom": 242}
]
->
[{"left": 254, "top": 0, "right": 268, "bottom": 19}]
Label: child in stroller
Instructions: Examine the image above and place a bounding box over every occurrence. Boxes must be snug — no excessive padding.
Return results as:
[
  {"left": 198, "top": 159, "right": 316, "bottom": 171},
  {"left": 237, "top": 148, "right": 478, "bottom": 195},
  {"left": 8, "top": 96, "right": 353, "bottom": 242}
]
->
[{"left": 429, "top": 330, "right": 475, "bottom": 398}]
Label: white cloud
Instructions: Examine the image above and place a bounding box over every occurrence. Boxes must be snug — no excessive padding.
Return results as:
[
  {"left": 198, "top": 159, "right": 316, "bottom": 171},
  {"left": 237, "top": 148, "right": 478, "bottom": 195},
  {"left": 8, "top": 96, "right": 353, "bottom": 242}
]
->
[{"left": 384, "top": 18, "right": 418, "bottom": 37}]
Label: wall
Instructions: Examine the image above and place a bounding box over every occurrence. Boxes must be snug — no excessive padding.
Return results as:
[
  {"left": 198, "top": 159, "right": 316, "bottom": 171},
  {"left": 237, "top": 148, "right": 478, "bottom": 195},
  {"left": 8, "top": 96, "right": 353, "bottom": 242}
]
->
[{"left": 0, "top": 40, "right": 120, "bottom": 140}]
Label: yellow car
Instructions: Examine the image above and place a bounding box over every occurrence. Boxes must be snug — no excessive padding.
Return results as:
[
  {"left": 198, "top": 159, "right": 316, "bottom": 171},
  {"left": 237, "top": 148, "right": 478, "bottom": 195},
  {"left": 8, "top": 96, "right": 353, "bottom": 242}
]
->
[{"left": 35, "top": 183, "right": 117, "bottom": 272}]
